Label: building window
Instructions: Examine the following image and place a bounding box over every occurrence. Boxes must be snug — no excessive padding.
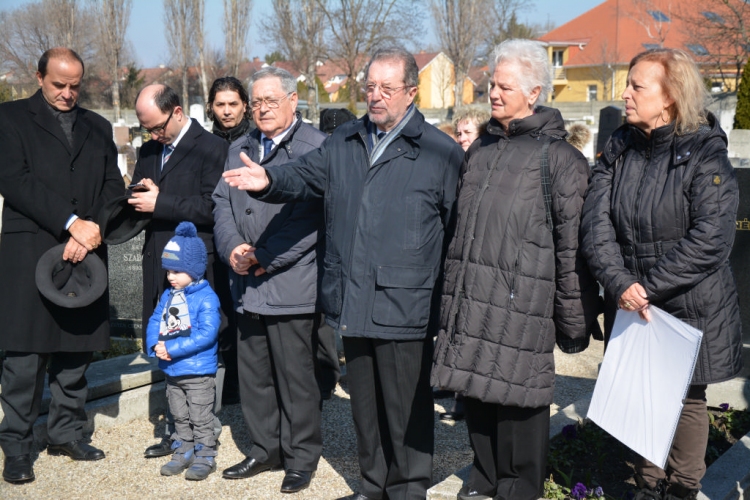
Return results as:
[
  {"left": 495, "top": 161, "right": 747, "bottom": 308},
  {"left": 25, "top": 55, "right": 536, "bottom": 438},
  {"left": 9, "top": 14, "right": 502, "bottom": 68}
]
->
[
  {"left": 587, "top": 85, "right": 598, "bottom": 102},
  {"left": 702, "top": 11, "right": 725, "bottom": 24},
  {"left": 648, "top": 10, "right": 670, "bottom": 22},
  {"left": 711, "top": 81, "right": 723, "bottom": 93},
  {"left": 552, "top": 49, "right": 564, "bottom": 67},
  {"left": 687, "top": 44, "right": 709, "bottom": 56},
  {"left": 642, "top": 43, "right": 660, "bottom": 50}
]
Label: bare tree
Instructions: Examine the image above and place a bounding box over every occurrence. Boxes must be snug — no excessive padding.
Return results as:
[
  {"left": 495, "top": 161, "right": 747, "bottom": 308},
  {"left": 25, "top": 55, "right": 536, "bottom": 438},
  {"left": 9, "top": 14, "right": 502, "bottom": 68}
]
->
[
  {"left": 223, "top": 0, "right": 253, "bottom": 77},
  {"left": 625, "top": 0, "right": 672, "bottom": 46},
  {"left": 430, "top": 0, "right": 490, "bottom": 109},
  {"left": 262, "top": 0, "right": 327, "bottom": 123},
  {"left": 317, "top": 0, "right": 423, "bottom": 112},
  {"left": 194, "top": 0, "right": 209, "bottom": 105},
  {"left": 0, "top": 0, "right": 95, "bottom": 80},
  {"left": 164, "top": 0, "right": 198, "bottom": 108},
  {"left": 483, "top": 0, "right": 535, "bottom": 53},
  {"left": 675, "top": 0, "right": 750, "bottom": 91},
  {"left": 93, "top": 0, "right": 132, "bottom": 121}
]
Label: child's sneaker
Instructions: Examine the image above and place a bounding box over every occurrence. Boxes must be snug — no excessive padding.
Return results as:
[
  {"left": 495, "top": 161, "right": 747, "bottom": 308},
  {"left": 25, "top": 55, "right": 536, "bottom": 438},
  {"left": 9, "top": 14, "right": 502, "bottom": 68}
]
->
[
  {"left": 184, "top": 444, "right": 217, "bottom": 481},
  {"left": 160, "top": 441, "right": 195, "bottom": 476}
]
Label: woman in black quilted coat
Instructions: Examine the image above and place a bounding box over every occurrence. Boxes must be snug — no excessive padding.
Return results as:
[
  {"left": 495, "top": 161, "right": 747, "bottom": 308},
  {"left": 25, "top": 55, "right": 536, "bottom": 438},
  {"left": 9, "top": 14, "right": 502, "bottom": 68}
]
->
[
  {"left": 581, "top": 48, "right": 742, "bottom": 500},
  {"left": 431, "top": 39, "right": 602, "bottom": 500}
]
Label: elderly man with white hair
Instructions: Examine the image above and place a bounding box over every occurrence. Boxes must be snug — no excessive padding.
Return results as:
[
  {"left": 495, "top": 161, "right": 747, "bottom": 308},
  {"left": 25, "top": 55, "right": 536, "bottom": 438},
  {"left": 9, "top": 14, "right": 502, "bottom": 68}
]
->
[{"left": 431, "top": 39, "right": 603, "bottom": 500}]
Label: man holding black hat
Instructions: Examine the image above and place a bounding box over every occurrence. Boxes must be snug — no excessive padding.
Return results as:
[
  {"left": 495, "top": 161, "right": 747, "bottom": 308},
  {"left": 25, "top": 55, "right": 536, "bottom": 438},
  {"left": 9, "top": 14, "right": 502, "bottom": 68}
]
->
[{"left": 0, "top": 47, "right": 124, "bottom": 484}]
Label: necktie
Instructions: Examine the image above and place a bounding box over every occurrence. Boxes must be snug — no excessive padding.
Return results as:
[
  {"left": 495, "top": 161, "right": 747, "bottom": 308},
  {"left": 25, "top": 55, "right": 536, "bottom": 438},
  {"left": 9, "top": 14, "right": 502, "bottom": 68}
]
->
[
  {"left": 263, "top": 137, "right": 274, "bottom": 158},
  {"left": 162, "top": 145, "right": 175, "bottom": 170}
]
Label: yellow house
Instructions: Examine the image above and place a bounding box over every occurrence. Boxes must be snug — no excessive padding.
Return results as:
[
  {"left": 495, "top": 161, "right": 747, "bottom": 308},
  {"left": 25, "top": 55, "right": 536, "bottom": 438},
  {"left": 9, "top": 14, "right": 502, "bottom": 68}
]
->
[
  {"left": 414, "top": 52, "right": 474, "bottom": 109},
  {"left": 538, "top": 0, "right": 749, "bottom": 102}
]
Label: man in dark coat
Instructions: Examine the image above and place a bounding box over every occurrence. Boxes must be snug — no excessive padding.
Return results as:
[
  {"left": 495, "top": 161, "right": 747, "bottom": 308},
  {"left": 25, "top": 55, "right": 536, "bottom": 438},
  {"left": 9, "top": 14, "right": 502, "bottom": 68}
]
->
[
  {"left": 222, "top": 47, "right": 464, "bottom": 500},
  {"left": 129, "top": 84, "right": 228, "bottom": 457},
  {"left": 0, "top": 48, "right": 124, "bottom": 483},
  {"left": 213, "top": 67, "right": 327, "bottom": 494}
]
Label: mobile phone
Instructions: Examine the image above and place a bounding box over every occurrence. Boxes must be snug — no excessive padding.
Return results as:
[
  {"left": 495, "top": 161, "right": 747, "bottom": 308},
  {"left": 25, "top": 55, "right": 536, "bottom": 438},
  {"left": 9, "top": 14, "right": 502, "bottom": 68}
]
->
[{"left": 128, "top": 183, "right": 149, "bottom": 192}]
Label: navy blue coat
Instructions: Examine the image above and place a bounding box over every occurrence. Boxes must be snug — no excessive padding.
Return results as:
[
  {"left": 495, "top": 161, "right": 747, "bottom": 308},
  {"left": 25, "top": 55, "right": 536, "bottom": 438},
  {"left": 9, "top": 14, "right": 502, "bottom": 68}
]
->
[{"left": 257, "top": 110, "right": 464, "bottom": 340}]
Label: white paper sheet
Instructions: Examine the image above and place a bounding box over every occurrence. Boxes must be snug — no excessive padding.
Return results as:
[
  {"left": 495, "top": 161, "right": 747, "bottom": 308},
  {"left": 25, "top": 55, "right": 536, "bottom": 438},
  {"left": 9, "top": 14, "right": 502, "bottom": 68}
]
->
[{"left": 586, "top": 305, "right": 703, "bottom": 469}]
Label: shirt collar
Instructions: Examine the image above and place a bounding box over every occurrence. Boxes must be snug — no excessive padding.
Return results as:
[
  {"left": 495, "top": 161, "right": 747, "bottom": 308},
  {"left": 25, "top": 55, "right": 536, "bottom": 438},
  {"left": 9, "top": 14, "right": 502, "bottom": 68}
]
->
[{"left": 170, "top": 116, "right": 192, "bottom": 149}]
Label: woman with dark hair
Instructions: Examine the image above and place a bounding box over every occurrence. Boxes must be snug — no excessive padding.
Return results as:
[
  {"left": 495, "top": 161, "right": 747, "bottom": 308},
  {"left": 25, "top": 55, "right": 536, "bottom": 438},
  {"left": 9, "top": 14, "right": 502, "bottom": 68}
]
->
[
  {"left": 581, "top": 48, "right": 742, "bottom": 500},
  {"left": 206, "top": 76, "right": 252, "bottom": 144}
]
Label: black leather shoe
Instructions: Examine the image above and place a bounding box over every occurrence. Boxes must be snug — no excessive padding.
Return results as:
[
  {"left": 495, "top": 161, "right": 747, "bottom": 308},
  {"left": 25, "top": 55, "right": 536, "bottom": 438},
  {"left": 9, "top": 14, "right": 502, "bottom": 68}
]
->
[
  {"left": 3, "top": 455, "right": 35, "bottom": 484},
  {"left": 222, "top": 456, "right": 280, "bottom": 479},
  {"left": 280, "top": 469, "right": 314, "bottom": 493},
  {"left": 457, "top": 484, "right": 492, "bottom": 500},
  {"left": 47, "top": 440, "right": 105, "bottom": 461},
  {"left": 440, "top": 410, "right": 465, "bottom": 421},
  {"left": 144, "top": 437, "right": 174, "bottom": 458},
  {"left": 335, "top": 494, "right": 377, "bottom": 500}
]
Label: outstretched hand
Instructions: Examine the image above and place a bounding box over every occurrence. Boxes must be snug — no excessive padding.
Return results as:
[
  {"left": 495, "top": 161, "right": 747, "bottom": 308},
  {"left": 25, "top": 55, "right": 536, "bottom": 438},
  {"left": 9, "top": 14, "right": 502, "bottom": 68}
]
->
[{"left": 222, "top": 152, "right": 271, "bottom": 192}]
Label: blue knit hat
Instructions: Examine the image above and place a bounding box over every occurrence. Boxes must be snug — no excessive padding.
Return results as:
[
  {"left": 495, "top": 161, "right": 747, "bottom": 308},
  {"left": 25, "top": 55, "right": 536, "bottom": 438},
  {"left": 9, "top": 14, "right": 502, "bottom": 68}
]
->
[{"left": 161, "top": 221, "right": 207, "bottom": 281}]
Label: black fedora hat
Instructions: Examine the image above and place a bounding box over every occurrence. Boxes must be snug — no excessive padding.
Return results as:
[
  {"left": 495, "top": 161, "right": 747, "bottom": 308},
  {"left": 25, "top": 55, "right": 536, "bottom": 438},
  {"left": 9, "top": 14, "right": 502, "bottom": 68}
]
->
[
  {"left": 35, "top": 243, "right": 108, "bottom": 308},
  {"left": 96, "top": 194, "right": 151, "bottom": 245}
]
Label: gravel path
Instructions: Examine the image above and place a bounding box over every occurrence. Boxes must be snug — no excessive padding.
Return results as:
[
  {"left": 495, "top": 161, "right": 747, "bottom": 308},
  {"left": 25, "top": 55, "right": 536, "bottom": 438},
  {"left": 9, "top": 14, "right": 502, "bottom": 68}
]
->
[{"left": 0, "top": 385, "right": 470, "bottom": 500}]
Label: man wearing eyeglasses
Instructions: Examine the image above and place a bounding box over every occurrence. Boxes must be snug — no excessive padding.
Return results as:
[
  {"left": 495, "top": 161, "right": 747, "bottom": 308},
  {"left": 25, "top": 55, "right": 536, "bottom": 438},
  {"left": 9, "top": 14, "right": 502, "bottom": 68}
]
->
[
  {"left": 130, "top": 84, "right": 229, "bottom": 461},
  {"left": 222, "top": 47, "right": 464, "bottom": 500},
  {"left": 212, "top": 67, "right": 326, "bottom": 494}
]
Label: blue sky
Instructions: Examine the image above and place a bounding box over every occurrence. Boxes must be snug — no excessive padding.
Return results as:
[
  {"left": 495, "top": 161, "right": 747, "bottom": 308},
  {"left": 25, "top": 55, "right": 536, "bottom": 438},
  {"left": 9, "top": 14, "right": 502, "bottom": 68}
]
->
[{"left": 0, "top": 0, "right": 603, "bottom": 68}]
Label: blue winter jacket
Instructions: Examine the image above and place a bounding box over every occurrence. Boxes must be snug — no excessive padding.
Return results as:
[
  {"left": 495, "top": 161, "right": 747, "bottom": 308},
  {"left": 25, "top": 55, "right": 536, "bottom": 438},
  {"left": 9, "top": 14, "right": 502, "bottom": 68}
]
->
[{"left": 146, "top": 279, "right": 220, "bottom": 377}]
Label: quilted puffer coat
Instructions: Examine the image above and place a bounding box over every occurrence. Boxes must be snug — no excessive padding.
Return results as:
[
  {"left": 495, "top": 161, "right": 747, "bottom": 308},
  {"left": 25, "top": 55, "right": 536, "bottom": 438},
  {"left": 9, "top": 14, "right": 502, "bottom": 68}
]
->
[
  {"left": 431, "top": 107, "right": 602, "bottom": 408},
  {"left": 581, "top": 114, "right": 742, "bottom": 385}
]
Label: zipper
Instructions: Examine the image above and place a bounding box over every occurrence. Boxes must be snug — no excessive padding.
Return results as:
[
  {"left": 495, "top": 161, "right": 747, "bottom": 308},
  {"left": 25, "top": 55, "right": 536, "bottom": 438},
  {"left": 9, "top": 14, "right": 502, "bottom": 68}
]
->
[{"left": 632, "top": 145, "right": 652, "bottom": 278}]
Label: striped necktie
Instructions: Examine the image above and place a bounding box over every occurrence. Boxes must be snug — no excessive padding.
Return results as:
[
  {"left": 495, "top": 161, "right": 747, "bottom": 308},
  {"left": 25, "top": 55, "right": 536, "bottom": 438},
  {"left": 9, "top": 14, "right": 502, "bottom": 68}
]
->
[
  {"left": 162, "top": 144, "right": 175, "bottom": 170},
  {"left": 262, "top": 137, "right": 274, "bottom": 158}
]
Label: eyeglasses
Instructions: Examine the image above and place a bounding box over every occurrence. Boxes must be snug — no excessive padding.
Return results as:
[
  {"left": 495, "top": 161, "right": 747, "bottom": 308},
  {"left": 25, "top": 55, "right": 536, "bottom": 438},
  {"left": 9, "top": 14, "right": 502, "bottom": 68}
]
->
[
  {"left": 141, "top": 108, "right": 174, "bottom": 135},
  {"left": 250, "top": 92, "right": 294, "bottom": 110},
  {"left": 363, "top": 83, "right": 411, "bottom": 100}
]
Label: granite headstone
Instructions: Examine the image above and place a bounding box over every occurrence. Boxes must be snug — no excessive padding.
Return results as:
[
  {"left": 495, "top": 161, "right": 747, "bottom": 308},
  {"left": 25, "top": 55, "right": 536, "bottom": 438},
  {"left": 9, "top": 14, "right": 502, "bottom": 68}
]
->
[
  {"left": 596, "top": 106, "right": 623, "bottom": 154},
  {"left": 730, "top": 167, "right": 750, "bottom": 345},
  {"left": 108, "top": 231, "right": 144, "bottom": 338}
]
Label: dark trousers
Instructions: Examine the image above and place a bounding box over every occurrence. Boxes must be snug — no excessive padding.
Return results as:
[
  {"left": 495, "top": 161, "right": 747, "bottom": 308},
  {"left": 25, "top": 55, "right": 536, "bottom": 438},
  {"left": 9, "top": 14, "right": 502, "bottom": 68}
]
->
[
  {"left": 315, "top": 314, "right": 340, "bottom": 395},
  {"left": 237, "top": 312, "right": 321, "bottom": 471},
  {"left": 342, "top": 336, "right": 434, "bottom": 500},
  {"left": 464, "top": 398, "right": 550, "bottom": 500},
  {"left": 0, "top": 351, "right": 92, "bottom": 456},
  {"left": 637, "top": 384, "right": 708, "bottom": 490}
]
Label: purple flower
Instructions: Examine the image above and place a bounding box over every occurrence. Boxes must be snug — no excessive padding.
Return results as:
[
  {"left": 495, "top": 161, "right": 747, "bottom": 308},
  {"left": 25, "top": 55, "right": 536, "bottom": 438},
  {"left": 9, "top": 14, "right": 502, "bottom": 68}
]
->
[
  {"left": 719, "top": 403, "right": 730, "bottom": 412},
  {"left": 562, "top": 424, "right": 578, "bottom": 440},
  {"left": 571, "top": 482, "right": 588, "bottom": 500},
  {"left": 594, "top": 486, "right": 604, "bottom": 497}
]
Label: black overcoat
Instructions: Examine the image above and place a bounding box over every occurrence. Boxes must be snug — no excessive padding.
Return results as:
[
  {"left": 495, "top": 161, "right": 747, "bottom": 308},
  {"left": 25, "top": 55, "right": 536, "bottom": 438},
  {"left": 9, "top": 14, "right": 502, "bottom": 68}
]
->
[
  {"left": 131, "top": 119, "right": 228, "bottom": 332},
  {"left": 0, "top": 90, "right": 124, "bottom": 352}
]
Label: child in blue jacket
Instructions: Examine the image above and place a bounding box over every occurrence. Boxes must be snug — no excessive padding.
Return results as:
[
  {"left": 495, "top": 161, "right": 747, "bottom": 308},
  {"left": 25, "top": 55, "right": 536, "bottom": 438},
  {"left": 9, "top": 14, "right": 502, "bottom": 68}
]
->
[{"left": 146, "top": 221, "right": 221, "bottom": 481}]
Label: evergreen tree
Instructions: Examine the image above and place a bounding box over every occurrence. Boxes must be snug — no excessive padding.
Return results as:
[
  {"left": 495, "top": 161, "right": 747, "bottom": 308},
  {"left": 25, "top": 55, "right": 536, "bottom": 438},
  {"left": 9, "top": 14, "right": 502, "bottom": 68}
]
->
[{"left": 734, "top": 56, "right": 750, "bottom": 129}]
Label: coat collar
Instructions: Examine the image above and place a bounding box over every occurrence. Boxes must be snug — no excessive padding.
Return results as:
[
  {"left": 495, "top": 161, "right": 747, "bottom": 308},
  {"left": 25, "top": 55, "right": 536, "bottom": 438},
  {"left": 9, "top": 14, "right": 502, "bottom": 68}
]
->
[
  {"left": 29, "top": 90, "right": 91, "bottom": 157},
  {"left": 250, "top": 111, "right": 305, "bottom": 164},
  {"left": 159, "top": 119, "right": 203, "bottom": 179}
]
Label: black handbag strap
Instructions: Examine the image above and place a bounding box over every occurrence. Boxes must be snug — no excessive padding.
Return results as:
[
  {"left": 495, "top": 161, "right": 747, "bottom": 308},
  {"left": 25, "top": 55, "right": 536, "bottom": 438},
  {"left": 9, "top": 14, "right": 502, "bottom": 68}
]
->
[{"left": 540, "top": 135, "right": 555, "bottom": 232}]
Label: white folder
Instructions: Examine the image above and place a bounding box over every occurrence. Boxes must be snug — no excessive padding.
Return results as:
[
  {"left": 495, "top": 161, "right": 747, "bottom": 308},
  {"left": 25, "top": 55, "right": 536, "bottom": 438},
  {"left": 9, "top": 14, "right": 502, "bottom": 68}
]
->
[{"left": 587, "top": 305, "right": 703, "bottom": 469}]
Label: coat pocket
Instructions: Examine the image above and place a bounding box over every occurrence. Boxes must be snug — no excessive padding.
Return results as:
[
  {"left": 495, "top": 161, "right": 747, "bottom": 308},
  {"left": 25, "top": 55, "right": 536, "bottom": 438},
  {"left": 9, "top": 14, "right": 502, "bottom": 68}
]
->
[
  {"left": 372, "top": 265, "right": 434, "bottom": 327},
  {"left": 1, "top": 218, "right": 39, "bottom": 234},
  {"left": 320, "top": 254, "right": 343, "bottom": 317}
]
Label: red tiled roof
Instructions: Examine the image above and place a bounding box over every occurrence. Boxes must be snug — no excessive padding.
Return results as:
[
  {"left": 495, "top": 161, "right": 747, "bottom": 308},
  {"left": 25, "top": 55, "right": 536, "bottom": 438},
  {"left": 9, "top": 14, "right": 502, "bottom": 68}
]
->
[
  {"left": 413, "top": 52, "right": 441, "bottom": 71},
  {"left": 538, "top": 0, "right": 748, "bottom": 67}
]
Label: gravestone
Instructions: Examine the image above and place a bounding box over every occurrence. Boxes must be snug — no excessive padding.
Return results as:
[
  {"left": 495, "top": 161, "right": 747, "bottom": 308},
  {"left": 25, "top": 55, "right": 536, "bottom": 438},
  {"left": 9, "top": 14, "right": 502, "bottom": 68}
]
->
[
  {"left": 596, "top": 106, "right": 623, "bottom": 154},
  {"left": 730, "top": 167, "right": 750, "bottom": 345},
  {"left": 108, "top": 231, "right": 144, "bottom": 339}
]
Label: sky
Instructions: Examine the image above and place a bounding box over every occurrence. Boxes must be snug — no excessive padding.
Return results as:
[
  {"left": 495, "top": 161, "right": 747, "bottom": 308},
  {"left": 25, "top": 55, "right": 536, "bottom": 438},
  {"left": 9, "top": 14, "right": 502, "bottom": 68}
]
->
[{"left": 0, "top": 0, "right": 604, "bottom": 68}]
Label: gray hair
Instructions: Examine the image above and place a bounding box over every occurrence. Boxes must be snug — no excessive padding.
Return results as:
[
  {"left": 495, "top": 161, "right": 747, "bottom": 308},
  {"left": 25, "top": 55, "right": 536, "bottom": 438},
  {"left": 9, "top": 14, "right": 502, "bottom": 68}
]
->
[
  {"left": 364, "top": 45, "right": 419, "bottom": 88},
  {"left": 491, "top": 39, "right": 552, "bottom": 104},
  {"left": 248, "top": 66, "right": 297, "bottom": 96}
]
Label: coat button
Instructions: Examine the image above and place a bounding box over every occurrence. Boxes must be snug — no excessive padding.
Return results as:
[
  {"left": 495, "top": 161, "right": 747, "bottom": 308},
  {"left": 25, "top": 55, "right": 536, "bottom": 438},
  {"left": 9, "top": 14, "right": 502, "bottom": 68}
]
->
[
  {"left": 71, "top": 198, "right": 78, "bottom": 205},
  {"left": 245, "top": 208, "right": 252, "bottom": 215},
  {"left": 623, "top": 245, "right": 634, "bottom": 256},
  {"left": 70, "top": 166, "right": 75, "bottom": 171},
  {"left": 341, "top": 325, "right": 347, "bottom": 331}
]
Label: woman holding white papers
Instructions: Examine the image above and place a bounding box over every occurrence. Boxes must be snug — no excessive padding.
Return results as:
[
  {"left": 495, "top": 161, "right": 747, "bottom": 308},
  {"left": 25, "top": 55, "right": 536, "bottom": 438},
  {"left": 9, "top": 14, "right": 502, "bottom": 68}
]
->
[{"left": 581, "top": 48, "right": 742, "bottom": 500}]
